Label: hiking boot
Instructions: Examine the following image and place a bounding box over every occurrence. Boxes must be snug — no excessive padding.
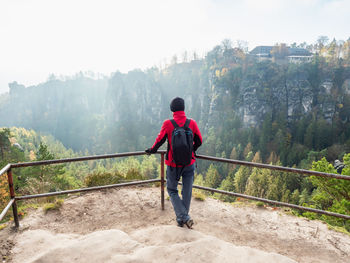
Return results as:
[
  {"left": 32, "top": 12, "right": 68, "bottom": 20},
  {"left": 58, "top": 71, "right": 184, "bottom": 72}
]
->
[
  {"left": 185, "top": 219, "right": 194, "bottom": 229},
  {"left": 177, "top": 221, "right": 184, "bottom": 227}
]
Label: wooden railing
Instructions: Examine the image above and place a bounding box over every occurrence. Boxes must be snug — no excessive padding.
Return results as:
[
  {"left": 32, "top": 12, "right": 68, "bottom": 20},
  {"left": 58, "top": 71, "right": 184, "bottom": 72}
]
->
[{"left": 1, "top": 150, "right": 350, "bottom": 228}]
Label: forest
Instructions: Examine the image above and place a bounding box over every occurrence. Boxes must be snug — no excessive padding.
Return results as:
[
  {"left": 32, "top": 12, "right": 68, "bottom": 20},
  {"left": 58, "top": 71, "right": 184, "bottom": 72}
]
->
[{"left": 1, "top": 37, "right": 350, "bottom": 231}]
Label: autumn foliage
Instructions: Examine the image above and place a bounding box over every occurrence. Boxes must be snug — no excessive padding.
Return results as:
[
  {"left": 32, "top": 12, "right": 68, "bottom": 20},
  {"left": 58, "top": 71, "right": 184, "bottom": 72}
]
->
[{"left": 0, "top": 173, "right": 9, "bottom": 212}]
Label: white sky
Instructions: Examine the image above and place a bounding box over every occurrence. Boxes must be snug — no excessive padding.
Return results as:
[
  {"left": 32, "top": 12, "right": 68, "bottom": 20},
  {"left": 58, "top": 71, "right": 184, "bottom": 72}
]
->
[{"left": 0, "top": 0, "right": 349, "bottom": 94}]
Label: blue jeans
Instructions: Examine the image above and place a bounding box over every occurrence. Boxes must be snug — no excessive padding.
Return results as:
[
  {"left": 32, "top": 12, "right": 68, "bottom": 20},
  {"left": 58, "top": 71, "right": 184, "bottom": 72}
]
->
[{"left": 166, "top": 164, "right": 195, "bottom": 224}]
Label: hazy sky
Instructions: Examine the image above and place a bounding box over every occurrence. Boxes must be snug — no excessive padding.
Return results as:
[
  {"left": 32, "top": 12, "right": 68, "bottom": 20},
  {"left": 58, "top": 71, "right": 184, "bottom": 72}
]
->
[{"left": 0, "top": 0, "right": 349, "bottom": 94}]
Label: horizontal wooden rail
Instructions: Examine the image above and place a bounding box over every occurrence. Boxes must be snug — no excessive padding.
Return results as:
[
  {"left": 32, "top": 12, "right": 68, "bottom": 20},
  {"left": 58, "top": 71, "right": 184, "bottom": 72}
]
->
[
  {"left": 11, "top": 151, "right": 148, "bottom": 168},
  {"left": 10, "top": 151, "right": 350, "bottom": 181},
  {"left": 15, "top": 179, "right": 160, "bottom": 200},
  {"left": 191, "top": 184, "right": 350, "bottom": 220},
  {"left": 195, "top": 154, "right": 350, "bottom": 181}
]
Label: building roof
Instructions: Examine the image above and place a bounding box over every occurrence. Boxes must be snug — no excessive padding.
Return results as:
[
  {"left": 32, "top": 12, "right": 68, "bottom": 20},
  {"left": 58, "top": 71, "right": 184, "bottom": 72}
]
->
[
  {"left": 249, "top": 46, "right": 273, "bottom": 56},
  {"left": 249, "top": 46, "right": 312, "bottom": 57}
]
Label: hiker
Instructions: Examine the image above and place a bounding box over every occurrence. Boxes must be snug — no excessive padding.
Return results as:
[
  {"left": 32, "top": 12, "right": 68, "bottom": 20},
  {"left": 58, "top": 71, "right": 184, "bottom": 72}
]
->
[{"left": 146, "top": 97, "right": 202, "bottom": 228}]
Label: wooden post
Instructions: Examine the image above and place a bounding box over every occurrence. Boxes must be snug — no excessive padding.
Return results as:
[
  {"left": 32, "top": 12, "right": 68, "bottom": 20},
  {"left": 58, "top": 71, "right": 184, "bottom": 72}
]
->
[
  {"left": 161, "top": 153, "right": 165, "bottom": 210},
  {"left": 7, "top": 169, "right": 19, "bottom": 228}
]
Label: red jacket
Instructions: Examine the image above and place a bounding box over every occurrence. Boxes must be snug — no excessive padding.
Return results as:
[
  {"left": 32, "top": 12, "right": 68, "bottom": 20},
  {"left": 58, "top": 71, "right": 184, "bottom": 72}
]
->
[{"left": 150, "top": 111, "right": 202, "bottom": 167}]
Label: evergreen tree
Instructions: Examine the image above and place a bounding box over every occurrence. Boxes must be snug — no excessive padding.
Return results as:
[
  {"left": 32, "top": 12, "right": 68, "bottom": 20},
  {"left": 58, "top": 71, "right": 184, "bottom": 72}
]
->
[
  {"left": 291, "top": 189, "right": 300, "bottom": 204},
  {"left": 194, "top": 173, "right": 205, "bottom": 186},
  {"left": 205, "top": 164, "right": 221, "bottom": 189},
  {"left": 24, "top": 143, "right": 66, "bottom": 194},
  {"left": 218, "top": 170, "right": 236, "bottom": 202},
  {"left": 0, "top": 128, "right": 11, "bottom": 161},
  {"left": 299, "top": 188, "right": 311, "bottom": 205},
  {"left": 245, "top": 168, "right": 270, "bottom": 198},
  {"left": 234, "top": 165, "right": 250, "bottom": 194}
]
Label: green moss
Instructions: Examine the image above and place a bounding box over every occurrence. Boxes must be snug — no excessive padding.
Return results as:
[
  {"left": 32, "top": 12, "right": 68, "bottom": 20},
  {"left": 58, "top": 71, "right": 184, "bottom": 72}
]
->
[
  {"left": 43, "top": 199, "right": 64, "bottom": 213},
  {"left": 327, "top": 224, "right": 350, "bottom": 237},
  {"left": 256, "top": 201, "right": 265, "bottom": 208}
]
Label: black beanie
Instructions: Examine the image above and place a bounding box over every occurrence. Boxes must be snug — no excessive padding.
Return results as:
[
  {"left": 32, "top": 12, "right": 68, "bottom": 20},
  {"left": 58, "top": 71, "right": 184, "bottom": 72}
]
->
[{"left": 170, "top": 97, "right": 185, "bottom": 112}]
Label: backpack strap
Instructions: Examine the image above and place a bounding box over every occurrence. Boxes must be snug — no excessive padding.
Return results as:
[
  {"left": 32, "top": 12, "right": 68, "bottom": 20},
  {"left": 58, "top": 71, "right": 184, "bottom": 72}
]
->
[
  {"left": 184, "top": 119, "right": 191, "bottom": 128},
  {"left": 170, "top": 119, "right": 179, "bottom": 128},
  {"left": 171, "top": 118, "right": 191, "bottom": 128}
]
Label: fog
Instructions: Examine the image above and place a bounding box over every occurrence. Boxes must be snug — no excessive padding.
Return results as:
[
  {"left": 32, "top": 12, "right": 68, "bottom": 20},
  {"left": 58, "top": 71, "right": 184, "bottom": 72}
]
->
[{"left": 1, "top": 0, "right": 350, "bottom": 94}]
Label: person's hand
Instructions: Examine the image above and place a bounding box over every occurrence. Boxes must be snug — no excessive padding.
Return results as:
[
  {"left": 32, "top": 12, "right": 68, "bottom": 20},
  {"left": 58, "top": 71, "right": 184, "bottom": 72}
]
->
[{"left": 145, "top": 148, "right": 156, "bottom": 155}]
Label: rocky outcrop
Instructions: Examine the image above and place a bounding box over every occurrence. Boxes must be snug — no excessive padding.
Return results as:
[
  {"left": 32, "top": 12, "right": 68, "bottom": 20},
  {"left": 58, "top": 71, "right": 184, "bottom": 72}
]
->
[{"left": 1, "top": 61, "right": 349, "bottom": 152}]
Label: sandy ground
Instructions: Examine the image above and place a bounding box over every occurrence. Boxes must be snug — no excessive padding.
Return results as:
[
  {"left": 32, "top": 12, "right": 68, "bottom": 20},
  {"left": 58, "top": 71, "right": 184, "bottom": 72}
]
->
[{"left": 1, "top": 186, "right": 350, "bottom": 262}]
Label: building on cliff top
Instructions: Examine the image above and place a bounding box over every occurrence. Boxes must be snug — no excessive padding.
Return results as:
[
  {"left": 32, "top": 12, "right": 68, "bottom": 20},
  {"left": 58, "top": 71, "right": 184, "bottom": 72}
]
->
[{"left": 250, "top": 45, "right": 313, "bottom": 63}]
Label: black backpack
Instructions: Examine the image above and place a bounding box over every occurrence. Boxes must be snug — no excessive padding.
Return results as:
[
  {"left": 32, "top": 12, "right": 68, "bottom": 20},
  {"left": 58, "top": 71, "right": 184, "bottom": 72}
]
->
[{"left": 170, "top": 119, "right": 194, "bottom": 166}]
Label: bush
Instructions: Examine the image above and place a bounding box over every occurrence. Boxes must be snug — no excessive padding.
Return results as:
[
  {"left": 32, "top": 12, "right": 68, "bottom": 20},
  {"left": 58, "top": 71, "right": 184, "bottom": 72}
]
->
[
  {"left": 43, "top": 199, "right": 64, "bottom": 213},
  {"left": 84, "top": 171, "right": 123, "bottom": 187},
  {"left": 0, "top": 174, "right": 10, "bottom": 211},
  {"left": 193, "top": 190, "right": 206, "bottom": 201},
  {"left": 256, "top": 201, "right": 265, "bottom": 208},
  {"left": 125, "top": 168, "right": 143, "bottom": 181},
  {"left": 17, "top": 202, "right": 40, "bottom": 218}
]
